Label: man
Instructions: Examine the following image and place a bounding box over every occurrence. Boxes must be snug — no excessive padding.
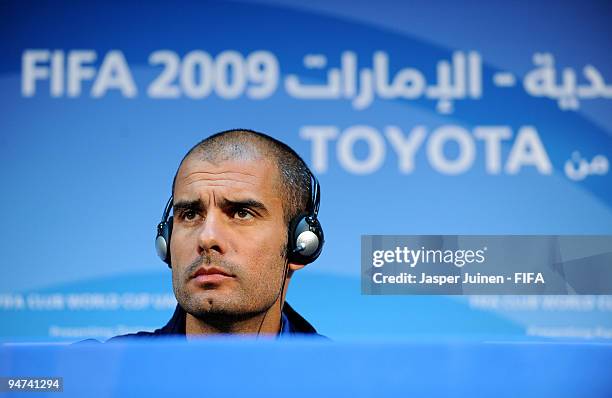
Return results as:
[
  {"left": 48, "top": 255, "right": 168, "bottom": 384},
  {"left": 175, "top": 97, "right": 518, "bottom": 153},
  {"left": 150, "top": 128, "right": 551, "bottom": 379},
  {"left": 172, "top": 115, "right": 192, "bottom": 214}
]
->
[{"left": 109, "top": 129, "right": 325, "bottom": 340}]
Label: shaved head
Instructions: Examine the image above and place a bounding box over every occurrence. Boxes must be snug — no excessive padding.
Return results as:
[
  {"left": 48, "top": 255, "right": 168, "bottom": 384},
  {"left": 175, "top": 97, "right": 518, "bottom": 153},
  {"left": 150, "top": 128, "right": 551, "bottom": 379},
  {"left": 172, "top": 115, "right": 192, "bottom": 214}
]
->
[{"left": 173, "top": 129, "right": 311, "bottom": 224}]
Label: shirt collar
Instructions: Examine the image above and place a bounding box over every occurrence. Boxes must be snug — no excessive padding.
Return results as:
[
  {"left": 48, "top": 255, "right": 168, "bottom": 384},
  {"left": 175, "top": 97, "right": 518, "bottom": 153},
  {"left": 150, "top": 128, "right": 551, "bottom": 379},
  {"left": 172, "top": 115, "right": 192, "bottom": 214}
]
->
[{"left": 278, "top": 310, "right": 292, "bottom": 337}]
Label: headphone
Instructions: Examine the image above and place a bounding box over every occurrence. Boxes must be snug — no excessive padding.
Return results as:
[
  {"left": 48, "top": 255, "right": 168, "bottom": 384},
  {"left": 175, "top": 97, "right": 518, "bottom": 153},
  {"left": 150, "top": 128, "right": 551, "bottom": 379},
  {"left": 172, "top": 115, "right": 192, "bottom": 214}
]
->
[{"left": 155, "top": 169, "right": 324, "bottom": 268}]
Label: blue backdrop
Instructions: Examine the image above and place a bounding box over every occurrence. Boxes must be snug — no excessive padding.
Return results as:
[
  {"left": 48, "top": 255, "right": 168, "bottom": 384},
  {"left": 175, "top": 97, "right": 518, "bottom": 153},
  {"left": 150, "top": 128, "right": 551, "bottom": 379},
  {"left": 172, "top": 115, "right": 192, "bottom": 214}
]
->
[{"left": 1, "top": 0, "right": 611, "bottom": 342}]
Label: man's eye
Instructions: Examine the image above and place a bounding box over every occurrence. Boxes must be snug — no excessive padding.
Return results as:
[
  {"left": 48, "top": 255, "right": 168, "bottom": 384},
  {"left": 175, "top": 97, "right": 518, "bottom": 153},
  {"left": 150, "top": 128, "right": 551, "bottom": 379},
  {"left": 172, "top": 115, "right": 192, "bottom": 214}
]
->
[
  {"left": 234, "top": 209, "right": 254, "bottom": 220},
  {"left": 182, "top": 210, "right": 198, "bottom": 221}
]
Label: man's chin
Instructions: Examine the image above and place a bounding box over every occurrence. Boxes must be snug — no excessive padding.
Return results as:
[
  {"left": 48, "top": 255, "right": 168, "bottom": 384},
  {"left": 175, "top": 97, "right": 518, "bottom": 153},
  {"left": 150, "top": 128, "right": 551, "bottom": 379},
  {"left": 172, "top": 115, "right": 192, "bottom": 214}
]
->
[
  {"left": 185, "top": 298, "right": 272, "bottom": 322},
  {"left": 180, "top": 292, "right": 240, "bottom": 316},
  {"left": 188, "top": 306, "right": 266, "bottom": 323}
]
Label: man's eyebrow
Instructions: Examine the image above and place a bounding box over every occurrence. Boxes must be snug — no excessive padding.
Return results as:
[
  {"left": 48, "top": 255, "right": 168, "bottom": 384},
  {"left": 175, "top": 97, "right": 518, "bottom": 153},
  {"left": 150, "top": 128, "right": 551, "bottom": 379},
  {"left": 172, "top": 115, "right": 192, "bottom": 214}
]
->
[
  {"left": 173, "top": 199, "right": 203, "bottom": 213},
  {"left": 219, "top": 198, "right": 269, "bottom": 215},
  {"left": 172, "top": 198, "right": 269, "bottom": 216}
]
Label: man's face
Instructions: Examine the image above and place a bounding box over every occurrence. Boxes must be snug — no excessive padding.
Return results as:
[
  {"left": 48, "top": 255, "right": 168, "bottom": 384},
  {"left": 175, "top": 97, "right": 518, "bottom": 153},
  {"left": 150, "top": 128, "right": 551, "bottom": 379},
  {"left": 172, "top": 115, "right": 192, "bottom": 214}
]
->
[{"left": 170, "top": 155, "right": 289, "bottom": 319}]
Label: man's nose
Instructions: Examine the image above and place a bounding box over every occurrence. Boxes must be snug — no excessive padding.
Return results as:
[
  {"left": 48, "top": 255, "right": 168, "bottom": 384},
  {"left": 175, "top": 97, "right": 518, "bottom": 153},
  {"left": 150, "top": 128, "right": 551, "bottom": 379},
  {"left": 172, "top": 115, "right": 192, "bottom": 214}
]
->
[{"left": 197, "top": 210, "right": 226, "bottom": 256}]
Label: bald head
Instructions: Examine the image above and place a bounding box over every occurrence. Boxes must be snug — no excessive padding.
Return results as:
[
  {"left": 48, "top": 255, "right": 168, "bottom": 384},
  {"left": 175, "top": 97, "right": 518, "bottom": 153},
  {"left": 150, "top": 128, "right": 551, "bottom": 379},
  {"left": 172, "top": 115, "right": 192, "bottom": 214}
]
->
[{"left": 172, "top": 129, "right": 312, "bottom": 224}]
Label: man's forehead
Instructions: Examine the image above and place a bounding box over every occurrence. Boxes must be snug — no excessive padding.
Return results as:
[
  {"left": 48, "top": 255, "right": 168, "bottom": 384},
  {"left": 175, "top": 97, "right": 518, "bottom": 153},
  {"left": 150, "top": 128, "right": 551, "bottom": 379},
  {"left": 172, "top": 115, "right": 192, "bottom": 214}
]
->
[{"left": 175, "top": 156, "right": 280, "bottom": 195}]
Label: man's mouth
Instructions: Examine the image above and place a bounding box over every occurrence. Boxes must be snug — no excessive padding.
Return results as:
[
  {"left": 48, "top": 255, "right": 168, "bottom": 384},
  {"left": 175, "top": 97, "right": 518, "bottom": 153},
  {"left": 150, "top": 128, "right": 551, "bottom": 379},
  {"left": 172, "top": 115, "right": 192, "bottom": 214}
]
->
[{"left": 191, "top": 266, "right": 234, "bottom": 284}]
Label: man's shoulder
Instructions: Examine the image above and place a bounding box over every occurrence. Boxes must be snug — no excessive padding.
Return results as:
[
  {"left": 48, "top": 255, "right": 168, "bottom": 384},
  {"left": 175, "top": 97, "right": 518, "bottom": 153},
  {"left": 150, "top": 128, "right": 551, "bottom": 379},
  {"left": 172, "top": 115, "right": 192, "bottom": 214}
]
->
[
  {"left": 73, "top": 329, "right": 168, "bottom": 345},
  {"left": 105, "top": 304, "right": 187, "bottom": 342},
  {"left": 106, "top": 330, "right": 163, "bottom": 342}
]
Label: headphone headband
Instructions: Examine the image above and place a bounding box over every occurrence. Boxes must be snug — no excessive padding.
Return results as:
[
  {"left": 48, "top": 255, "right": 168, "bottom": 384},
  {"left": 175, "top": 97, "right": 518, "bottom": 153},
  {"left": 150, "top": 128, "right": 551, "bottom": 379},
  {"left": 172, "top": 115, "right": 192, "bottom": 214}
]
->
[
  {"left": 161, "top": 196, "right": 173, "bottom": 222},
  {"left": 310, "top": 172, "right": 320, "bottom": 218}
]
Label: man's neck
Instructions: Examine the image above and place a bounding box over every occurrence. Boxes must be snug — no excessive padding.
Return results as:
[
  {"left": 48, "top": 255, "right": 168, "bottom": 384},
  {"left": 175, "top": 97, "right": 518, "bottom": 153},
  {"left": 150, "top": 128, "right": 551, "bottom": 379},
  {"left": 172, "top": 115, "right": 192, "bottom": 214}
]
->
[{"left": 185, "top": 307, "right": 283, "bottom": 337}]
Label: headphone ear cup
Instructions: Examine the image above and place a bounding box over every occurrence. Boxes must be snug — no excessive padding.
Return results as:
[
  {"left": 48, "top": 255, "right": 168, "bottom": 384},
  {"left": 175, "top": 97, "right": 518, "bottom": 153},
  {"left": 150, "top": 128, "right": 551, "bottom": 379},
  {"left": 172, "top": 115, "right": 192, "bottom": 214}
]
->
[
  {"left": 288, "top": 214, "right": 324, "bottom": 264},
  {"left": 155, "top": 216, "right": 173, "bottom": 268}
]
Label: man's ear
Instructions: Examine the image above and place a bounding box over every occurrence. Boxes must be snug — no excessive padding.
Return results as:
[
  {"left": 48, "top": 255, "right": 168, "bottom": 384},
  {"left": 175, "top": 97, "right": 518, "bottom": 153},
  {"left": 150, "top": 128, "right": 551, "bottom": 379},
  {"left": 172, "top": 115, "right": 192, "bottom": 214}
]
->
[
  {"left": 286, "top": 262, "right": 306, "bottom": 280},
  {"left": 288, "top": 261, "right": 307, "bottom": 273}
]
